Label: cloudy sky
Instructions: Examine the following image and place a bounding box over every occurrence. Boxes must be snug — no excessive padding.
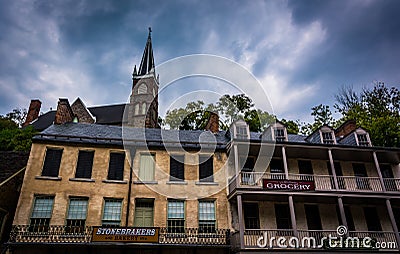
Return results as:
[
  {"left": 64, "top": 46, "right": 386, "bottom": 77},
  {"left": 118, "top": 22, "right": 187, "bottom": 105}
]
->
[{"left": 1, "top": 0, "right": 399, "bottom": 123}]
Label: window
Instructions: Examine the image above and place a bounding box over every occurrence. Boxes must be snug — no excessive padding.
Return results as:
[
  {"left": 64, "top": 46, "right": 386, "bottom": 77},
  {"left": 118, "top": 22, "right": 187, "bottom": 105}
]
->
[
  {"left": 199, "top": 155, "right": 213, "bottom": 182},
  {"left": 75, "top": 151, "right": 94, "bottom": 179},
  {"left": 134, "top": 199, "right": 154, "bottom": 227},
  {"left": 102, "top": 199, "right": 122, "bottom": 226},
  {"left": 298, "top": 160, "right": 313, "bottom": 181},
  {"left": 380, "top": 164, "right": 397, "bottom": 191},
  {"left": 199, "top": 201, "right": 216, "bottom": 233},
  {"left": 322, "top": 131, "right": 334, "bottom": 144},
  {"left": 41, "top": 148, "right": 63, "bottom": 177},
  {"left": 170, "top": 155, "right": 184, "bottom": 181},
  {"left": 270, "top": 159, "right": 284, "bottom": 180},
  {"left": 107, "top": 152, "right": 125, "bottom": 181},
  {"left": 305, "top": 205, "right": 322, "bottom": 230},
  {"left": 138, "top": 83, "right": 147, "bottom": 94},
  {"left": 364, "top": 207, "right": 382, "bottom": 232},
  {"left": 66, "top": 198, "right": 88, "bottom": 233},
  {"left": 275, "top": 204, "right": 292, "bottom": 229},
  {"left": 274, "top": 128, "right": 286, "bottom": 142},
  {"left": 357, "top": 134, "right": 370, "bottom": 146},
  {"left": 29, "top": 196, "right": 54, "bottom": 232},
  {"left": 167, "top": 200, "right": 185, "bottom": 233},
  {"left": 139, "top": 154, "right": 155, "bottom": 181},
  {"left": 344, "top": 206, "right": 355, "bottom": 231},
  {"left": 353, "top": 163, "right": 371, "bottom": 190},
  {"left": 244, "top": 203, "right": 259, "bottom": 229},
  {"left": 235, "top": 125, "right": 248, "bottom": 139},
  {"left": 142, "top": 102, "right": 146, "bottom": 115},
  {"left": 134, "top": 104, "right": 139, "bottom": 115}
]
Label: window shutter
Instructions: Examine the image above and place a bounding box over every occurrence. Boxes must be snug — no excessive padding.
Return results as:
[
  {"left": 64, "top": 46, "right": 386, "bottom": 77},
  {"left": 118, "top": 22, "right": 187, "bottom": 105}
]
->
[
  {"left": 170, "top": 156, "right": 184, "bottom": 181},
  {"left": 42, "top": 149, "right": 63, "bottom": 177},
  {"left": 199, "top": 156, "right": 213, "bottom": 182},
  {"left": 75, "top": 151, "right": 94, "bottom": 178},
  {"left": 139, "top": 154, "right": 155, "bottom": 181},
  {"left": 108, "top": 153, "right": 125, "bottom": 180}
]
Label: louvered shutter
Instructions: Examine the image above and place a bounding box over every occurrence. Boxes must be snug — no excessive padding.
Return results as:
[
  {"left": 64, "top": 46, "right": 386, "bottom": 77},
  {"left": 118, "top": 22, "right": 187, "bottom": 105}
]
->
[
  {"left": 42, "top": 149, "right": 63, "bottom": 177},
  {"left": 199, "top": 156, "right": 213, "bottom": 182},
  {"left": 108, "top": 153, "right": 125, "bottom": 180},
  {"left": 75, "top": 151, "right": 94, "bottom": 178},
  {"left": 170, "top": 155, "right": 184, "bottom": 181}
]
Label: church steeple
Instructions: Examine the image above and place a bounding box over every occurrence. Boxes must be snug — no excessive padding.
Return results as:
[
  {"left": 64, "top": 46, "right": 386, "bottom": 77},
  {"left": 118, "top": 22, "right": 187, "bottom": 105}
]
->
[{"left": 137, "top": 27, "right": 155, "bottom": 76}]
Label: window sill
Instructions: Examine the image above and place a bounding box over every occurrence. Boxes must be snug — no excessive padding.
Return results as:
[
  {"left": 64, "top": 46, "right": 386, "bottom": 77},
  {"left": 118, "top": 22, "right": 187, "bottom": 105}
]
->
[
  {"left": 102, "top": 179, "right": 127, "bottom": 184},
  {"left": 69, "top": 178, "right": 95, "bottom": 182},
  {"left": 195, "top": 181, "right": 219, "bottom": 186},
  {"left": 35, "top": 176, "right": 62, "bottom": 181},
  {"left": 167, "top": 181, "right": 188, "bottom": 185},
  {"left": 133, "top": 180, "right": 158, "bottom": 185}
]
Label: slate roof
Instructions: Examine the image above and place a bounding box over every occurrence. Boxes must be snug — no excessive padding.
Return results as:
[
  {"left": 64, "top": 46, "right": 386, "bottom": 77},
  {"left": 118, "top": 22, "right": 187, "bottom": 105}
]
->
[{"left": 31, "top": 104, "right": 127, "bottom": 131}]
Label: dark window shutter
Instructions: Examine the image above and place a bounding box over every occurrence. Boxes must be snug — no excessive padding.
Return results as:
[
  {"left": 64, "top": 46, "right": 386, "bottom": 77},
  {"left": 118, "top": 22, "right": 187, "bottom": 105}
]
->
[
  {"left": 42, "top": 149, "right": 63, "bottom": 177},
  {"left": 199, "top": 156, "right": 213, "bottom": 182},
  {"left": 170, "top": 156, "right": 184, "bottom": 181},
  {"left": 108, "top": 153, "right": 125, "bottom": 180},
  {"left": 75, "top": 151, "right": 94, "bottom": 178}
]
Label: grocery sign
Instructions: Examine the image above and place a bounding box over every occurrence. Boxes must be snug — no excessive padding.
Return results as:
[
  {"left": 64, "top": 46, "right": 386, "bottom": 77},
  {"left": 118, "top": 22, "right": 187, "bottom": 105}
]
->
[{"left": 263, "top": 179, "right": 315, "bottom": 191}]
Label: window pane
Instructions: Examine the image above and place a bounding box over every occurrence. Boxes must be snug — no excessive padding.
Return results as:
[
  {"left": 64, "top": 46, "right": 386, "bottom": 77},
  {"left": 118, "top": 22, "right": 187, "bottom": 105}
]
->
[
  {"left": 31, "top": 197, "right": 54, "bottom": 218},
  {"left": 67, "top": 198, "right": 88, "bottom": 220},
  {"left": 103, "top": 199, "right": 122, "bottom": 225},
  {"left": 139, "top": 154, "right": 155, "bottom": 181},
  {"left": 108, "top": 153, "right": 125, "bottom": 180},
  {"left": 42, "top": 149, "right": 63, "bottom": 177},
  {"left": 168, "top": 201, "right": 184, "bottom": 219},
  {"left": 199, "top": 201, "right": 215, "bottom": 220},
  {"left": 75, "top": 151, "right": 94, "bottom": 179}
]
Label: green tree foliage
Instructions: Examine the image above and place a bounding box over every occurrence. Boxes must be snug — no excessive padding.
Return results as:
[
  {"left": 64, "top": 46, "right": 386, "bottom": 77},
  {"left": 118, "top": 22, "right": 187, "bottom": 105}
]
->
[
  {"left": 334, "top": 82, "right": 400, "bottom": 147},
  {"left": 280, "top": 119, "right": 299, "bottom": 134},
  {"left": 164, "top": 94, "right": 276, "bottom": 132},
  {"left": 0, "top": 109, "right": 36, "bottom": 151}
]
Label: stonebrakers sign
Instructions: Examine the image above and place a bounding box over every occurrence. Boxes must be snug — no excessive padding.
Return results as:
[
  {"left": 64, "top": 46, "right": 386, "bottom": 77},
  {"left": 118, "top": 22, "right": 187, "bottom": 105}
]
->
[
  {"left": 262, "top": 179, "right": 315, "bottom": 191},
  {"left": 92, "top": 227, "right": 159, "bottom": 243}
]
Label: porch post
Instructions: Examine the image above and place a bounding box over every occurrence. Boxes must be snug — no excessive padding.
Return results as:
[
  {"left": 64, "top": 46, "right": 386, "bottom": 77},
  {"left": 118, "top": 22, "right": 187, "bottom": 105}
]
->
[
  {"left": 234, "top": 144, "right": 240, "bottom": 187},
  {"left": 373, "top": 151, "right": 386, "bottom": 192},
  {"left": 328, "top": 149, "right": 339, "bottom": 190},
  {"left": 237, "top": 194, "right": 245, "bottom": 249},
  {"left": 337, "top": 197, "right": 348, "bottom": 229},
  {"left": 282, "top": 146, "right": 289, "bottom": 179},
  {"left": 385, "top": 199, "right": 400, "bottom": 248},
  {"left": 288, "top": 195, "right": 298, "bottom": 237}
]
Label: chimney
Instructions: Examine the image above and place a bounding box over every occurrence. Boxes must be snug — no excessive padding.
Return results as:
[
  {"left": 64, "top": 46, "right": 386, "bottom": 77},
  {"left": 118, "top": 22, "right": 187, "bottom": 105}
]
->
[
  {"left": 23, "top": 99, "right": 41, "bottom": 127},
  {"left": 54, "top": 98, "right": 74, "bottom": 125},
  {"left": 205, "top": 112, "right": 219, "bottom": 133},
  {"left": 335, "top": 119, "right": 357, "bottom": 137}
]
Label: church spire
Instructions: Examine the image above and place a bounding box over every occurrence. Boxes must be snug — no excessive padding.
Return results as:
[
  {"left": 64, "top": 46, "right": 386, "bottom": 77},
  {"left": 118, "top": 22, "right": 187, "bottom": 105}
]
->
[{"left": 138, "top": 27, "right": 155, "bottom": 76}]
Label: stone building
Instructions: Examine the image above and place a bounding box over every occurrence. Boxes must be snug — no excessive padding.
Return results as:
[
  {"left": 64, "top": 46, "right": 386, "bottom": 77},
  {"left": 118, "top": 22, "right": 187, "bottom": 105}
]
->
[{"left": 8, "top": 29, "right": 400, "bottom": 254}]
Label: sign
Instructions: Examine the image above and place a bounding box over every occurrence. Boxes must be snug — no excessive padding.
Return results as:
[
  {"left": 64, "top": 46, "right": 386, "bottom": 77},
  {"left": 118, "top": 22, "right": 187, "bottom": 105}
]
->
[
  {"left": 262, "top": 179, "right": 315, "bottom": 191},
  {"left": 92, "top": 227, "right": 159, "bottom": 243}
]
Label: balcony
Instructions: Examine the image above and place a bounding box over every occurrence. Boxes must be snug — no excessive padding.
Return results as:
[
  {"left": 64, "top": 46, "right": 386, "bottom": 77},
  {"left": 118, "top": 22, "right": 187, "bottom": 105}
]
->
[
  {"left": 9, "top": 225, "right": 230, "bottom": 246},
  {"left": 228, "top": 172, "right": 400, "bottom": 195},
  {"left": 231, "top": 229, "right": 398, "bottom": 250}
]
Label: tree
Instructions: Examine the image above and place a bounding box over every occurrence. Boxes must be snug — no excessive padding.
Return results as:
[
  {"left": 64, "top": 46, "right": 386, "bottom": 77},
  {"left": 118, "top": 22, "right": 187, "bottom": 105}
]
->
[
  {"left": 5, "top": 108, "right": 27, "bottom": 127},
  {"left": 334, "top": 82, "right": 400, "bottom": 147},
  {"left": 280, "top": 119, "right": 300, "bottom": 134}
]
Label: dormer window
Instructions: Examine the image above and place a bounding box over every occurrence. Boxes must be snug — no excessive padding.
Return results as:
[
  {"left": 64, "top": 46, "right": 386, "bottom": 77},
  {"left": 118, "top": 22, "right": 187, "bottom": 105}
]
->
[
  {"left": 274, "top": 128, "right": 286, "bottom": 142},
  {"left": 357, "top": 134, "right": 370, "bottom": 146},
  {"left": 236, "top": 125, "right": 248, "bottom": 139},
  {"left": 322, "top": 131, "right": 334, "bottom": 144}
]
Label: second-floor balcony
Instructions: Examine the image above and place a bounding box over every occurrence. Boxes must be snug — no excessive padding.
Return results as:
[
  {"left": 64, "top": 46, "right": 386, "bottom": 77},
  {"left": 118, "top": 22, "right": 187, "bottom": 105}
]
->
[{"left": 229, "top": 172, "right": 400, "bottom": 195}]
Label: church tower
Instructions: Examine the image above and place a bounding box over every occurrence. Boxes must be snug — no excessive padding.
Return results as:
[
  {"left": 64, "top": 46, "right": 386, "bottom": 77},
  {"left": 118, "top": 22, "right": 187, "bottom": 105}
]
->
[{"left": 128, "top": 28, "right": 159, "bottom": 128}]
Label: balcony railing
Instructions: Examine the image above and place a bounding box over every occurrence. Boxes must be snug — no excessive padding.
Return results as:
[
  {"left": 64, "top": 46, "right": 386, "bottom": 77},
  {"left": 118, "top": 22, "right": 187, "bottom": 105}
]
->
[
  {"left": 9, "top": 225, "right": 230, "bottom": 245},
  {"left": 229, "top": 172, "right": 400, "bottom": 194},
  {"left": 232, "top": 229, "right": 398, "bottom": 250}
]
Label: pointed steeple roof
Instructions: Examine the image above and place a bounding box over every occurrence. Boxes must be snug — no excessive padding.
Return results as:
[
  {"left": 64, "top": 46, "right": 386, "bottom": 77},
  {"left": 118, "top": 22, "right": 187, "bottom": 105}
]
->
[{"left": 138, "top": 27, "right": 155, "bottom": 76}]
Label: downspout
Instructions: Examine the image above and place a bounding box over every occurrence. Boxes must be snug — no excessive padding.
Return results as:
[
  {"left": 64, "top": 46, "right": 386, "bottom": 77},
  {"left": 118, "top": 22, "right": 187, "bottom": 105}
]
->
[{"left": 126, "top": 147, "right": 136, "bottom": 226}]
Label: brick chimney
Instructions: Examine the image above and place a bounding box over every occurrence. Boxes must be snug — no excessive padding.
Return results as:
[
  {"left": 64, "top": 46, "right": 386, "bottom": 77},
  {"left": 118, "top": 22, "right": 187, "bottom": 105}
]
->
[
  {"left": 23, "top": 99, "right": 41, "bottom": 127},
  {"left": 54, "top": 98, "right": 74, "bottom": 125},
  {"left": 205, "top": 112, "right": 219, "bottom": 133},
  {"left": 335, "top": 119, "right": 357, "bottom": 137}
]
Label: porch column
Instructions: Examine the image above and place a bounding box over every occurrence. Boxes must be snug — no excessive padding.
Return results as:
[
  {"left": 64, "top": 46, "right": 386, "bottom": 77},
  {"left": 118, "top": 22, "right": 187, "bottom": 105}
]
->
[
  {"left": 337, "top": 197, "right": 348, "bottom": 229},
  {"left": 373, "top": 151, "right": 387, "bottom": 192},
  {"left": 282, "top": 146, "right": 289, "bottom": 179},
  {"left": 234, "top": 144, "right": 240, "bottom": 187},
  {"left": 288, "top": 195, "right": 297, "bottom": 237},
  {"left": 237, "top": 194, "right": 245, "bottom": 249},
  {"left": 385, "top": 199, "right": 400, "bottom": 248},
  {"left": 328, "top": 149, "right": 339, "bottom": 190}
]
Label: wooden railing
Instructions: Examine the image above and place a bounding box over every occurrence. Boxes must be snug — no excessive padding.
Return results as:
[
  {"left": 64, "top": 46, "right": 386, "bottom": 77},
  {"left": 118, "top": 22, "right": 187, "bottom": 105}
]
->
[
  {"left": 230, "top": 172, "right": 400, "bottom": 194},
  {"left": 9, "top": 225, "right": 230, "bottom": 245}
]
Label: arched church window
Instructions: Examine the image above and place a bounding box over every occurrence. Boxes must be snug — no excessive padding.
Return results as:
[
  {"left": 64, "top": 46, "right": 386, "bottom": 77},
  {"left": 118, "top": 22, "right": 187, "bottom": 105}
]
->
[
  {"left": 142, "top": 103, "right": 146, "bottom": 115},
  {"left": 134, "top": 104, "right": 140, "bottom": 115},
  {"left": 138, "top": 83, "right": 147, "bottom": 94}
]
